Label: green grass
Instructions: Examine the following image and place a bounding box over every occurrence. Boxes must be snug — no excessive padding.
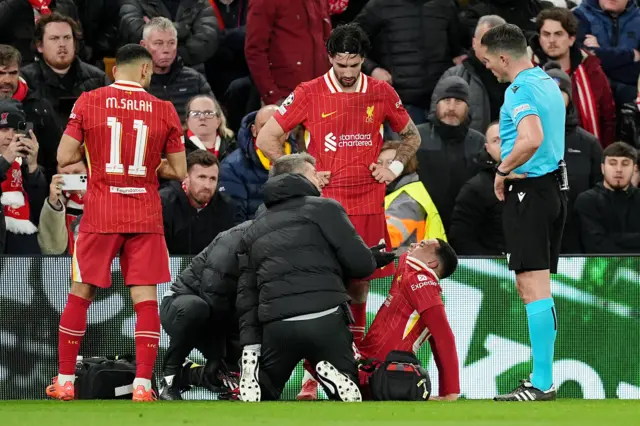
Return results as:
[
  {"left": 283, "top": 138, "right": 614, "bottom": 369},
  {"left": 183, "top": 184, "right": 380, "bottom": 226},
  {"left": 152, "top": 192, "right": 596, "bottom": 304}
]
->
[{"left": 1, "top": 400, "right": 638, "bottom": 426}]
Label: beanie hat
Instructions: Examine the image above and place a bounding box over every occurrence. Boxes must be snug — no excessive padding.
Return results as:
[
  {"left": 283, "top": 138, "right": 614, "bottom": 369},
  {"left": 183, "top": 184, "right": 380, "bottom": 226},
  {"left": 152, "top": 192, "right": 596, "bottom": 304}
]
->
[
  {"left": 543, "top": 62, "right": 572, "bottom": 103},
  {"left": 434, "top": 76, "right": 470, "bottom": 105},
  {"left": 0, "top": 99, "right": 26, "bottom": 130}
]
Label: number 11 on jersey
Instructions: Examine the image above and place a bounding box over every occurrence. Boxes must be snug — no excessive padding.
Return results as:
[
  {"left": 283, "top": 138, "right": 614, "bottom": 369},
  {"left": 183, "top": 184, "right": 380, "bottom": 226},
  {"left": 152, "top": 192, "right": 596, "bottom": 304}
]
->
[{"left": 106, "top": 117, "right": 149, "bottom": 177}]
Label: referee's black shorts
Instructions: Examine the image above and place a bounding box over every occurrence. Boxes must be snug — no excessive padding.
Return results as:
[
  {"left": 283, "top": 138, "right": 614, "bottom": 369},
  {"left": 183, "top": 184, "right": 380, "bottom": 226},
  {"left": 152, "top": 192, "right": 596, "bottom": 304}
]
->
[{"left": 503, "top": 172, "right": 567, "bottom": 273}]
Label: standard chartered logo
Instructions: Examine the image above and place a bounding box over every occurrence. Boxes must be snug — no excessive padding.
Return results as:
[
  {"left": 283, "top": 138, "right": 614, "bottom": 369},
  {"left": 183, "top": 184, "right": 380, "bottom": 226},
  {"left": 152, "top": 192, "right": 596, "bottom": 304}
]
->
[
  {"left": 323, "top": 132, "right": 373, "bottom": 152},
  {"left": 324, "top": 133, "right": 337, "bottom": 152}
]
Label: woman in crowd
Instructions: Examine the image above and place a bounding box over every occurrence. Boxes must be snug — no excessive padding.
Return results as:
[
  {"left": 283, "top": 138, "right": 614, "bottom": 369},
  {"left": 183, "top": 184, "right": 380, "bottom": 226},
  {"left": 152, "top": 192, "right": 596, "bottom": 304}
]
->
[{"left": 184, "top": 95, "right": 236, "bottom": 161}]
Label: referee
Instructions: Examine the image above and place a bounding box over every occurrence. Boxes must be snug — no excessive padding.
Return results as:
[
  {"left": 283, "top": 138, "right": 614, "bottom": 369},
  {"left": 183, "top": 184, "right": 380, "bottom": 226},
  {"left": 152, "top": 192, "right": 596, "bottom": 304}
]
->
[{"left": 477, "top": 24, "right": 567, "bottom": 402}]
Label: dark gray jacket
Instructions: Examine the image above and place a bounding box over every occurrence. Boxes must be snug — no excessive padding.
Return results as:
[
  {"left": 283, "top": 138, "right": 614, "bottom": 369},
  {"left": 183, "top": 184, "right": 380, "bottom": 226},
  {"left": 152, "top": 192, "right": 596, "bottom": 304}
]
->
[
  {"left": 355, "top": 0, "right": 463, "bottom": 108},
  {"left": 148, "top": 58, "right": 213, "bottom": 120},
  {"left": 169, "top": 221, "right": 252, "bottom": 322},
  {"left": 118, "top": 0, "right": 219, "bottom": 67},
  {"left": 236, "top": 173, "right": 376, "bottom": 346}
]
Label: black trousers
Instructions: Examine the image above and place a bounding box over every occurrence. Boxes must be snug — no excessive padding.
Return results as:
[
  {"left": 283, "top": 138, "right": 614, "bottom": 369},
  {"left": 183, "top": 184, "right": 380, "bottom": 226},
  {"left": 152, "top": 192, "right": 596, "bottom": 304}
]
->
[
  {"left": 160, "top": 294, "right": 240, "bottom": 376},
  {"left": 258, "top": 307, "right": 358, "bottom": 401}
]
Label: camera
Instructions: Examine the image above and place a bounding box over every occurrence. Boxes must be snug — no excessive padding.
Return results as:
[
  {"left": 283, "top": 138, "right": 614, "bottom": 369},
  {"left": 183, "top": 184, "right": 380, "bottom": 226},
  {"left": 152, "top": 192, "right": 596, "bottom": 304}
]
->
[{"left": 17, "top": 121, "right": 33, "bottom": 137}]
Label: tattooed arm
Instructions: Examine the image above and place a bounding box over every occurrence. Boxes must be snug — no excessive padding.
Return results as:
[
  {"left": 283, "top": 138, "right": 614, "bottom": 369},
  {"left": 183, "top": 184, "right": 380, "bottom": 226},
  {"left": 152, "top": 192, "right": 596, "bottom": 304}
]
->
[{"left": 394, "top": 119, "right": 421, "bottom": 165}]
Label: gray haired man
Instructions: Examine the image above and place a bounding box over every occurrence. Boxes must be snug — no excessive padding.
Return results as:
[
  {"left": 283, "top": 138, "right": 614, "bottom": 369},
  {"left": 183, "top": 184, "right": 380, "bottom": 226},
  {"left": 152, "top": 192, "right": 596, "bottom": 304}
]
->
[{"left": 235, "top": 153, "right": 394, "bottom": 402}]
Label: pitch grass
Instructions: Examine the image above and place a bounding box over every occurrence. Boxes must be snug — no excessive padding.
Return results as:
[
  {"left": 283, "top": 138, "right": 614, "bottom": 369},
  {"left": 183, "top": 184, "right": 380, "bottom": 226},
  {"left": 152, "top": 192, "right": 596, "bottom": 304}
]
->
[{"left": 1, "top": 400, "right": 638, "bottom": 426}]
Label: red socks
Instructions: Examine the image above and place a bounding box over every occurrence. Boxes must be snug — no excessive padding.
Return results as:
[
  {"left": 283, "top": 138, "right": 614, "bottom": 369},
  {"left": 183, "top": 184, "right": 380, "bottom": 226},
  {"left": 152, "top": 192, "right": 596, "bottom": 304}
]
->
[
  {"left": 349, "top": 302, "right": 367, "bottom": 345},
  {"left": 133, "top": 300, "right": 160, "bottom": 380},
  {"left": 58, "top": 294, "right": 91, "bottom": 375}
]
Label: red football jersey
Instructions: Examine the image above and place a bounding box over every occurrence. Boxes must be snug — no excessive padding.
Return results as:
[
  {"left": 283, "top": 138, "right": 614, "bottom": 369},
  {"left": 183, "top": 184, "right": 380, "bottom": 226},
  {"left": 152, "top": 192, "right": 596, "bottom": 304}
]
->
[
  {"left": 359, "top": 253, "right": 444, "bottom": 359},
  {"left": 274, "top": 69, "right": 410, "bottom": 215},
  {"left": 64, "top": 80, "right": 185, "bottom": 234}
]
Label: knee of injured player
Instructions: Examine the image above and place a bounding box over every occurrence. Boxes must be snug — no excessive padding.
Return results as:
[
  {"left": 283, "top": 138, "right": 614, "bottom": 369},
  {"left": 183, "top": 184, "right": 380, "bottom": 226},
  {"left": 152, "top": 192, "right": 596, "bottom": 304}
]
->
[
  {"left": 514, "top": 270, "right": 551, "bottom": 304},
  {"left": 70, "top": 281, "right": 98, "bottom": 301},
  {"left": 407, "top": 238, "right": 458, "bottom": 280}
]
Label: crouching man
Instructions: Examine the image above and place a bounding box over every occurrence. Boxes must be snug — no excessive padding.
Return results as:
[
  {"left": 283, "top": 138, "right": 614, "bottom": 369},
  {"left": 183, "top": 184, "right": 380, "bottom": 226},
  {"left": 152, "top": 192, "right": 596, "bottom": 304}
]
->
[{"left": 159, "top": 221, "right": 252, "bottom": 400}]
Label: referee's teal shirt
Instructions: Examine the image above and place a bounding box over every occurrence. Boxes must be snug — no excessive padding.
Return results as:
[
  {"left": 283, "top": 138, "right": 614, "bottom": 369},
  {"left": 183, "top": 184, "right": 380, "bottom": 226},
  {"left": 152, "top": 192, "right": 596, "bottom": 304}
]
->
[{"left": 499, "top": 66, "right": 565, "bottom": 177}]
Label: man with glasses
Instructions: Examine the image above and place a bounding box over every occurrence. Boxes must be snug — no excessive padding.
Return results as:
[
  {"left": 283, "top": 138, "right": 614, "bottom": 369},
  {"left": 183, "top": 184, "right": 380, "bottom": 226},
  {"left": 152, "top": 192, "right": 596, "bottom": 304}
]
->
[{"left": 141, "top": 17, "right": 213, "bottom": 119}]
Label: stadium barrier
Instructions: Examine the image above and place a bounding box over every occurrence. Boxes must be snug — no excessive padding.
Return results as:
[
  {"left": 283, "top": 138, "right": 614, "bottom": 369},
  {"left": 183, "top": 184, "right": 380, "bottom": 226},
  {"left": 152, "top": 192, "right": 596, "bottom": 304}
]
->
[{"left": 0, "top": 256, "right": 639, "bottom": 400}]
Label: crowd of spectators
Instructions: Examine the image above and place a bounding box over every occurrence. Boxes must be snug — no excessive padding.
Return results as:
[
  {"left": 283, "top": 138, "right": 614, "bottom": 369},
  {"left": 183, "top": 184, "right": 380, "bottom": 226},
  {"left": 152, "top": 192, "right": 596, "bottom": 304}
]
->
[{"left": 0, "top": 0, "right": 639, "bottom": 257}]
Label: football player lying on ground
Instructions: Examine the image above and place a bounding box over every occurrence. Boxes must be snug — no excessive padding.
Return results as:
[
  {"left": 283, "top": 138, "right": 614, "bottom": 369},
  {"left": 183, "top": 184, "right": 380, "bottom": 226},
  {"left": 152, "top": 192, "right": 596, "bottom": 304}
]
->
[
  {"left": 158, "top": 222, "right": 254, "bottom": 400},
  {"left": 358, "top": 238, "right": 461, "bottom": 401}
]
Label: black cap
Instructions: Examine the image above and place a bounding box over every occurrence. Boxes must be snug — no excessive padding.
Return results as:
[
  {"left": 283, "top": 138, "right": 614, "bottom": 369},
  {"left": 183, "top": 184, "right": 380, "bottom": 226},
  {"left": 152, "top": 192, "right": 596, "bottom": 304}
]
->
[
  {"left": 0, "top": 99, "right": 26, "bottom": 130},
  {"left": 543, "top": 62, "right": 572, "bottom": 103},
  {"left": 434, "top": 76, "right": 470, "bottom": 105}
]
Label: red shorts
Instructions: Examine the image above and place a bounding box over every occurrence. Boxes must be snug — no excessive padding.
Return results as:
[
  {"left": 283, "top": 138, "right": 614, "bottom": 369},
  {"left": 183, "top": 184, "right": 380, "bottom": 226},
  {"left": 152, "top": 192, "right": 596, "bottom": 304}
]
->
[
  {"left": 72, "top": 232, "right": 171, "bottom": 288},
  {"left": 349, "top": 214, "right": 395, "bottom": 280}
]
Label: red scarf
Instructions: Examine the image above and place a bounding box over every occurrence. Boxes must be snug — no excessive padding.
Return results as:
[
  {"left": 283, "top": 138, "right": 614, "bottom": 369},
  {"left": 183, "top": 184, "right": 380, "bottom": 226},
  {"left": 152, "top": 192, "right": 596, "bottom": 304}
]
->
[
  {"left": 63, "top": 191, "right": 84, "bottom": 255},
  {"left": 1, "top": 159, "right": 37, "bottom": 235},
  {"left": 187, "top": 129, "right": 221, "bottom": 158},
  {"left": 328, "top": 0, "right": 349, "bottom": 15},
  {"left": 12, "top": 77, "right": 28, "bottom": 103}
]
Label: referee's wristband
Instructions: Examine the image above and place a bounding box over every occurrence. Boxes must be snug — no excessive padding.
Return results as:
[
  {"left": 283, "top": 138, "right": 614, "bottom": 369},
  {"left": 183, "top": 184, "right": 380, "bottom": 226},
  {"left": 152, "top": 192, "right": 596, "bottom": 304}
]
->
[
  {"left": 389, "top": 160, "right": 404, "bottom": 178},
  {"left": 496, "top": 168, "right": 510, "bottom": 177}
]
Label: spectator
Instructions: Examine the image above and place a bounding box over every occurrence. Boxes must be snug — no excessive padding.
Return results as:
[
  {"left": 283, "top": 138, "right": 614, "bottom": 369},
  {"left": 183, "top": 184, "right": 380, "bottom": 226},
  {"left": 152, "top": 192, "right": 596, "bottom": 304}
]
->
[
  {"left": 159, "top": 221, "right": 252, "bottom": 400},
  {"left": 74, "top": 0, "right": 120, "bottom": 67},
  {"left": 0, "top": 44, "right": 61, "bottom": 182},
  {"left": 355, "top": 0, "right": 465, "bottom": 124},
  {"left": 416, "top": 76, "right": 485, "bottom": 233},
  {"left": 219, "top": 106, "right": 295, "bottom": 221},
  {"left": 574, "top": 0, "right": 640, "bottom": 105},
  {"left": 37, "top": 160, "right": 86, "bottom": 255},
  {"left": 205, "top": 0, "right": 249, "bottom": 100},
  {"left": 184, "top": 94, "right": 235, "bottom": 160},
  {"left": 461, "top": 0, "right": 547, "bottom": 46},
  {"left": 119, "top": 0, "right": 219, "bottom": 70},
  {"left": 141, "top": 17, "right": 213, "bottom": 120},
  {"left": 633, "top": 155, "right": 640, "bottom": 187},
  {"left": 377, "top": 141, "right": 447, "bottom": 254},
  {"left": 575, "top": 142, "right": 640, "bottom": 254},
  {"left": 434, "top": 15, "right": 508, "bottom": 133},
  {"left": 0, "top": 100, "right": 47, "bottom": 254},
  {"left": 449, "top": 121, "right": 505, "bottom": 256},
  {"left": 21, "top": 13, "right": 108, "bottom": 131},
  {"left": 0, "top": 0, "right": 79, "bottom": 65},
  {"left": 245, "top": 0, "right": 331, "bottom": 105},
  {"left": 529, "top": 7, "right": 616, "bottom": 147},
  {"left": 544, "top": 63, "right": 603, "bottom": 253},
  {"left": 161, "top": 150, "right": 240, "bottom": 255}
]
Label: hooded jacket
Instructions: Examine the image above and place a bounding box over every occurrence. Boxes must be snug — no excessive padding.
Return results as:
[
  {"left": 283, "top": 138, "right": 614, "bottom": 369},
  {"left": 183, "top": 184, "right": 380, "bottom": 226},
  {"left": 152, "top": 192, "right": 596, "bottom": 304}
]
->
[
  {"left": 529, "top": 35, "right": 617, "bottom": 147},
  {"left": 416, "top": 77, "right": 486, "bottom": 232},
  {"left": 574, "top": 183, "right": 640, "bottom": 254},
  {"left": 218, "top": 111, "right": 296, "bottom": 221},
  {"left": 236, "top": 173, "right": 376, "bottom": 346},
  {"left": 562, "top": 104, "right": 603, "bottom": 254},
  {"left": 168, "top": 221, "right": 252, "bottom": 323},
  {"left": 574, "top": 0, "right": 640, "bottom": 86},
  {"left": 449, "top": 149, "right": 505, "bottom": 255}
]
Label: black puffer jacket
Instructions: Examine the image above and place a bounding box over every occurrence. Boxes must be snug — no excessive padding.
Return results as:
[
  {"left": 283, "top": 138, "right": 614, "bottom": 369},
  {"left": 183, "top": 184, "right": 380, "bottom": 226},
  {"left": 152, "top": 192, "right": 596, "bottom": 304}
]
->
[
  {"left": 562, "top": 104, "right": 603, "bottom": 254},
  {"left": 148, "top": 58, "right": 213, "bottom": 120},
  {"left": 461, "top": 0, "right": 547, "bottom": 46},
  {"left": 21, "top": 58, "right": 109, "bottom": 130},
  {"left": 449, "top": 149, "right": 505, "bottom": 255},
  {"left": 118, "top": 0, "right": 219, "bottom": 68},
  {"left": 355, "top": 0, "right": 463, "bottom": 108},
  {"left": 170, "top": 221, "right": 252, "bottom": 321},
  {"left": 236, "top": 173, "right": 376, "bottom": 346}
]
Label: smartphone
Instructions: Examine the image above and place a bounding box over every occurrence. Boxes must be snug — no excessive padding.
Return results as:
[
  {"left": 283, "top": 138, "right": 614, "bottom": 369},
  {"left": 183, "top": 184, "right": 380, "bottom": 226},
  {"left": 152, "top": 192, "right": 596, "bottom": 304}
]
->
[
  {"left": 17, "top": 121, "right": 34, "bottom": 136},
  {"left": 61, "top": 174, "right": 88, "bottom": 191}
]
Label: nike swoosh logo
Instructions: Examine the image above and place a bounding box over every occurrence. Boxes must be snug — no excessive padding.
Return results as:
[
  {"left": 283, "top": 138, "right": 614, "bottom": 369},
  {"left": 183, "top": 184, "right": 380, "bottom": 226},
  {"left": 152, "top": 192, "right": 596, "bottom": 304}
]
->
[{"left": 321, "top": 111, "right": 337, "bottom": 118}]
